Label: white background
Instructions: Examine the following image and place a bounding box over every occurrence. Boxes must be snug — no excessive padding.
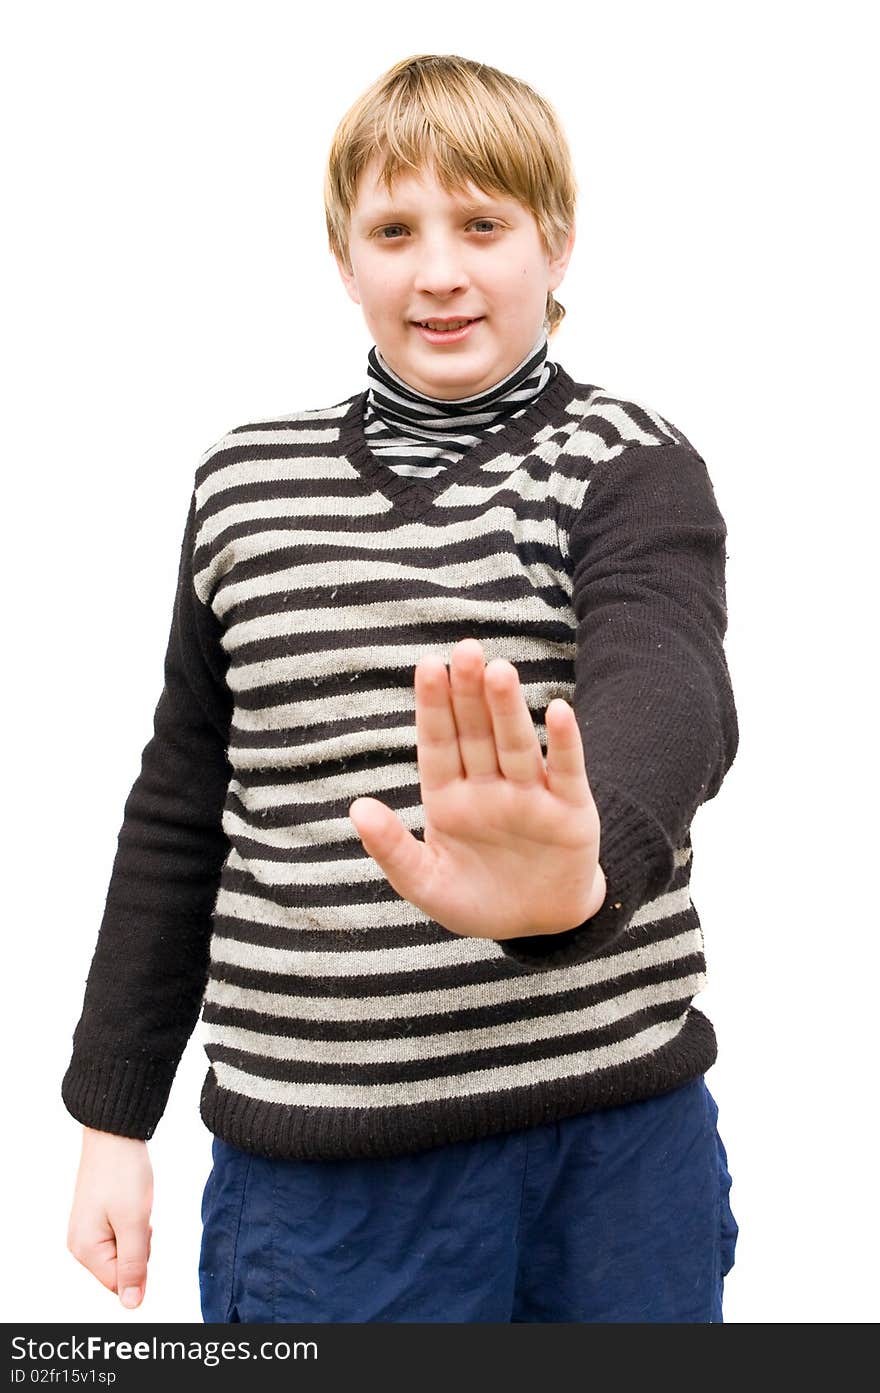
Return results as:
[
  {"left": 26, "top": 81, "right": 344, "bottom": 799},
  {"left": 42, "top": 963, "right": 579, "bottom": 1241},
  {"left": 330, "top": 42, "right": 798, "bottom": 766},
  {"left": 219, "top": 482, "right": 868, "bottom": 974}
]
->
[{"left": 4, "top": 0, "right": 877, "bottom": 1325}]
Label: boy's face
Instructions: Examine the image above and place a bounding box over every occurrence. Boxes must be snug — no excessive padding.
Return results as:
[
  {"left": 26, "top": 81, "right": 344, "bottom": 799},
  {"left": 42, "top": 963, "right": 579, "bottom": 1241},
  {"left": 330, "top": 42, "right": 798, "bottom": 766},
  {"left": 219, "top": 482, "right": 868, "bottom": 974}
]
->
[{"left": 336, "top": 154, "right": 575, "bottom": 399}]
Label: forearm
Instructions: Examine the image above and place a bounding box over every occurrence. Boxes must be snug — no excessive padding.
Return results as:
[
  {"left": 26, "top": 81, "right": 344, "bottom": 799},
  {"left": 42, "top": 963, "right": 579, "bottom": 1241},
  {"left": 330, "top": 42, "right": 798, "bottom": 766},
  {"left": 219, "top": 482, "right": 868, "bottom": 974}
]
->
[
  {"left": 62, "top": 492, "right": 234, "bottom": 1138},
  {"left": 500, "top": 441, "right": 738, "bottom": 970}
]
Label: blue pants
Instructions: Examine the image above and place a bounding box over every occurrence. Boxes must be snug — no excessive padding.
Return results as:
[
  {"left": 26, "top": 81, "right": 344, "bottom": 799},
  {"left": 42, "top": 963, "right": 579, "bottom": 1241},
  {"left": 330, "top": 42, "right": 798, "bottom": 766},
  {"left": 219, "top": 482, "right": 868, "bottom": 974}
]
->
[{"left": 199, "top": 1075, "right": 738, "bottom": 1323}]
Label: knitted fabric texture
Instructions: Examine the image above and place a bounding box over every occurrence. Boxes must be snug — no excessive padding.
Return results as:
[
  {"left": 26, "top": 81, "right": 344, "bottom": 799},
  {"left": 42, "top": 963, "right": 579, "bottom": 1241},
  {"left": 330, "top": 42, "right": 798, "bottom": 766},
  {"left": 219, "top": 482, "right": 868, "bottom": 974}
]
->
[{"left": 61, "top": 363, "right": 739, "bottom": 1160}]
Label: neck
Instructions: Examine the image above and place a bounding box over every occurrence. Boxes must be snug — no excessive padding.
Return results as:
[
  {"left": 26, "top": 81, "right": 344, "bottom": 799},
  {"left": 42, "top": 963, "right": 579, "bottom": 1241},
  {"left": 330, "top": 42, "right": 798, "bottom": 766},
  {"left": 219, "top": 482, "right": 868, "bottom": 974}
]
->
[
  {"left": 371, "top": 328, "right": 552, "bottom": 408},
  {"left": 361, "top": 329, "right": 558, "bottom": 481}
]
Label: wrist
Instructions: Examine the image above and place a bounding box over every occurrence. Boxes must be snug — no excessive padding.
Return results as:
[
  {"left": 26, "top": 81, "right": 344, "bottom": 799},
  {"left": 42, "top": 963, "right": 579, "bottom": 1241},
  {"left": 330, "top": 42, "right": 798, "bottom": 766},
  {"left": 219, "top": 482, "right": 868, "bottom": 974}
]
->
[
  {"left": 543, "top": 863, "right": 606, "bottom": 936},
  {"left": 580, "top": 861, "right": 607, "bottom": 922},
  {"left": 82, "top": 1127, "right": 147, "bottom": 1149}
]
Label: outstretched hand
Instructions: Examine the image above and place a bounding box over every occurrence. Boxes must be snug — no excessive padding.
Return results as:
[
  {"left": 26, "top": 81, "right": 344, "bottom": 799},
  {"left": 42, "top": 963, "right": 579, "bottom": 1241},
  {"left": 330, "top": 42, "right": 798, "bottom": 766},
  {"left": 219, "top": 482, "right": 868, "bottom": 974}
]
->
[{"left": 348, "top": 638, "right": 606, "bottom": 941}]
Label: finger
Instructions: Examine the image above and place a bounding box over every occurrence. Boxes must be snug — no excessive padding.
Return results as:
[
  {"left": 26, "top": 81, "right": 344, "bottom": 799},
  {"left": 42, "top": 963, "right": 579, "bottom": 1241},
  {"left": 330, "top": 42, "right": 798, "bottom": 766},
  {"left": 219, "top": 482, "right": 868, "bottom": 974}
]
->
[
  {"left": 113, "top": 1222, "right": 150, "bottom": 1308},
  {"left": 68, "top": 1232, "right": 119, "bottom": 1296},
  {"left": 448, "top": 639, "right": 501, "bottom": 780},
  {"left": 413, "top": 654, "right": 465, "bottom": 793},
  {"left": 544, "top": 698, "right": 593, "bottom": 806},
  {"left": 349, "top": 797, "right": 431, "bottom": 905},
  {"left": 483, "top": 659, "right": 546, "bottom": 786}
]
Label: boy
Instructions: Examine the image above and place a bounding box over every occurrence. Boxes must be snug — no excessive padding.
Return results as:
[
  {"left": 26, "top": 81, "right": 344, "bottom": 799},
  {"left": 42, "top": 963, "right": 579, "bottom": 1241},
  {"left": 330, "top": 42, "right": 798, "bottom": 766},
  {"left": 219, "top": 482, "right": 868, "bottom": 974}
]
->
[{"left": 63, "top": 52, "right": 740, "bottom": 1323}]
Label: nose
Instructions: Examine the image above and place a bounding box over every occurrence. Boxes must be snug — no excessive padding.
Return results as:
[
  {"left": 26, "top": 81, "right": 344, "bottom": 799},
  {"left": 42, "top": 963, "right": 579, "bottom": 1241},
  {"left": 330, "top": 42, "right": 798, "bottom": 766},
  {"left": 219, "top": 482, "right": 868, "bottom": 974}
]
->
[{"left": 412, "top": 235, "right": 471, "bottom": 299}]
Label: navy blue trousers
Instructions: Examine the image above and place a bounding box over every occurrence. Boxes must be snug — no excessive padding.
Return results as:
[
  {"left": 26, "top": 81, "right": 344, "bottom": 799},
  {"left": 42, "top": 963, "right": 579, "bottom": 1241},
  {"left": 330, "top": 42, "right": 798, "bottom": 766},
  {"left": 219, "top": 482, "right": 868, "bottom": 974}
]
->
[{"left": 199, "top": 1075, "right": 738, "bottom": 1323}]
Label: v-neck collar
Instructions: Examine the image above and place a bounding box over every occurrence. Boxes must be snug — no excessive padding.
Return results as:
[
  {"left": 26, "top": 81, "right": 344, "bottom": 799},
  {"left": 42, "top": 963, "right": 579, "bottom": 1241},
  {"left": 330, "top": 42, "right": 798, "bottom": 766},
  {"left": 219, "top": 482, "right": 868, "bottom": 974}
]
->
[{"left": 336, "top": 363, "right": 579, "bottom": 522}]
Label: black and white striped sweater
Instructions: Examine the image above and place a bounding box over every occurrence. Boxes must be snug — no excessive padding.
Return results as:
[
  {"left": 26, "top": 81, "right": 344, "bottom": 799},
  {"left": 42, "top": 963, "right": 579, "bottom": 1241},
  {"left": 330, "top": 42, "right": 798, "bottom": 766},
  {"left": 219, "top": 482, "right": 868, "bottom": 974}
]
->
[{"left": 61, "top": 362, "right": 739, "bottom": 1161}]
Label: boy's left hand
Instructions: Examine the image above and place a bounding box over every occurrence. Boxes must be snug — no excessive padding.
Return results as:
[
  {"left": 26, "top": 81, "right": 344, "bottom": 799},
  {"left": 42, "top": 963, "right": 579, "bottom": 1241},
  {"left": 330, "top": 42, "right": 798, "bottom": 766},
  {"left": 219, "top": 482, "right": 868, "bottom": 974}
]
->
[{"left": 348, "top": 638, "right": 606, "bottom": 941}]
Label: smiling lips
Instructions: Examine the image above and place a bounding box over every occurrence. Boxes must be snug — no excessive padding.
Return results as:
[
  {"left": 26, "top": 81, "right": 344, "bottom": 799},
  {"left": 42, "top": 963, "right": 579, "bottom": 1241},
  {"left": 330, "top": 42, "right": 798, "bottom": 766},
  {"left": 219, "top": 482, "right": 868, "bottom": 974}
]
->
[
  {"left": 413, "top": 318, "right": 483, "bottom": 343},
  {"left": 415, "top": 317, "right": 478, "bottom": 329}
]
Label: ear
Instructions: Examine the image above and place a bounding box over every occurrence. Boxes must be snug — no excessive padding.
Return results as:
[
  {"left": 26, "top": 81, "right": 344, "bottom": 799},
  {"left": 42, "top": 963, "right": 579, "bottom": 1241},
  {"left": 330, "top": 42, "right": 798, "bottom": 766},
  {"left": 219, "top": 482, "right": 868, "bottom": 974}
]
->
[
  {"left": 547, "top": 222, "right": 576, "bottom": 293},
  {"left": 334, "top": 251, "right": 361, "bottom": 307}
]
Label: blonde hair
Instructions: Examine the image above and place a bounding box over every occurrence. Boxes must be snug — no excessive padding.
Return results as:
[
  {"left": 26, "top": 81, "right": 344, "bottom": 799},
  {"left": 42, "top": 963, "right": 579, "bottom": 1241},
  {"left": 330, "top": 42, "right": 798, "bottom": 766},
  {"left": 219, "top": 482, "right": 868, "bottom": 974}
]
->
[{"left": 324, "top": 53, "right": 578, "bottom": 336}]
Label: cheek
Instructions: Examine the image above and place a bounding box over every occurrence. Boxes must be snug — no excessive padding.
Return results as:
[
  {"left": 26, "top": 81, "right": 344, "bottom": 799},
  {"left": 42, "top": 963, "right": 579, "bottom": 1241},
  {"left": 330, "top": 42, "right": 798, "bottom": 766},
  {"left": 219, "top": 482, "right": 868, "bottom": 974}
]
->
[
  {"left": 350, "top": 250, "right": 397, "bottom": 299},
  {"left": 363, "top": 268, "right": 406, "bottom": 310},
  {"left": 490, "top": 252, "right": 539, "bottom": 296}
]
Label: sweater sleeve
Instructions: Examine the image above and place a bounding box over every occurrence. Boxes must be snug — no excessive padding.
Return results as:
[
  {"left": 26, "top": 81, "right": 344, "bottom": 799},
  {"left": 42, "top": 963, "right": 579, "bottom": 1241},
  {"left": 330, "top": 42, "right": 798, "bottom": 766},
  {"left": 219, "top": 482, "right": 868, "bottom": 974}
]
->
[
  {"left": 61, "top": 490, "right": 233, "bottom": 1138},
  {"left": 498, "top": 440, "right": 739, "bottom": 972}
]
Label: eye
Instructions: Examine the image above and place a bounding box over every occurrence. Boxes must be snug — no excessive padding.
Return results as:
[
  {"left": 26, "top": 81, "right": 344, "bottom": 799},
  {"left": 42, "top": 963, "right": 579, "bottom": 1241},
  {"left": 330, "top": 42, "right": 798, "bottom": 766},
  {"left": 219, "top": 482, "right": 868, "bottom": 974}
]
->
[{"left": 373, "top": 220, "right": 501, "bottom": 240}]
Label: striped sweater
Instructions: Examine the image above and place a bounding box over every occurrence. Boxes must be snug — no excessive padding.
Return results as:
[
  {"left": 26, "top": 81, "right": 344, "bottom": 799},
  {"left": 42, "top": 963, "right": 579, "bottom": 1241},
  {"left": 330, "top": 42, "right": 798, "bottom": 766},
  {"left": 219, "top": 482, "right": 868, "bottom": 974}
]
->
[{"left": 61, "top": 363, "right": 739, "bottom": 1160}]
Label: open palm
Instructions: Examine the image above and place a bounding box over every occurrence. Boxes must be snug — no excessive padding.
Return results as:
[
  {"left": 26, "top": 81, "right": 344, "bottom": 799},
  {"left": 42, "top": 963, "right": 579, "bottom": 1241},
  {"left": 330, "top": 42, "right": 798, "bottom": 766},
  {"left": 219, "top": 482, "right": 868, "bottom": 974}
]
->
[{"left": 348, "top": 638, "right": 606, "bottom": 941}]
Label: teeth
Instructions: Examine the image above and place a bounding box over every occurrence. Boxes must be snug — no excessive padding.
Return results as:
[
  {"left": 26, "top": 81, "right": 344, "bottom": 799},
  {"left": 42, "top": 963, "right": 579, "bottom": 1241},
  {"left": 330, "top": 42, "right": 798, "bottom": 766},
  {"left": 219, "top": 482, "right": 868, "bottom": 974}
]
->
[{"left": 420, "top": 319, "right": 472, "bottom": 330}]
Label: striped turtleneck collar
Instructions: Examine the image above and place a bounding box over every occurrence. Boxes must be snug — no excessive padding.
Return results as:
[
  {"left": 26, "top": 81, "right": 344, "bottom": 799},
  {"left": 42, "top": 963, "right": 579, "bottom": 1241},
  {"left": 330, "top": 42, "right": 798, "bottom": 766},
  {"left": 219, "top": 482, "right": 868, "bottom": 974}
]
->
[{"left": 362, "top": 328, "right": 558, "bottom": 480}]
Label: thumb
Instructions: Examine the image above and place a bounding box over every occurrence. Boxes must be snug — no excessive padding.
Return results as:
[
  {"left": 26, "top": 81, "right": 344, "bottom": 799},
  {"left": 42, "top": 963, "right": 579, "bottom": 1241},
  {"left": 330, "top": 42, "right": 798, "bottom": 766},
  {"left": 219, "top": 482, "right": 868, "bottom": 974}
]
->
[
  {"left": 114, "top": 1222, "right": 151, "bottom": 1309},
  {"left": 349, "top": 798, "right": 429, "bottom": 905}
]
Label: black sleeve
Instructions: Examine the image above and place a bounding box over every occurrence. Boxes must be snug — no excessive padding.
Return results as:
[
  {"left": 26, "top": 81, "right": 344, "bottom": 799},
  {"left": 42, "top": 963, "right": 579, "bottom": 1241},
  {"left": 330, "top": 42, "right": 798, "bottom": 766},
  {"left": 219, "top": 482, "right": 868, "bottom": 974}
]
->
[
  {"left": 499, "top": 441, "right": 739, "bottom": 971},
  {"left": 61, "top": 490, "right": 234, "bottom": 1138}
]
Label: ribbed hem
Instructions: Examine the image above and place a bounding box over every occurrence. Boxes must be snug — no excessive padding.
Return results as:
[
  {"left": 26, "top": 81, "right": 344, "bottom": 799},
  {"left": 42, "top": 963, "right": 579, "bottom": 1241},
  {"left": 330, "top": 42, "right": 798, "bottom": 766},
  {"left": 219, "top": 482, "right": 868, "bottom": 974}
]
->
[
  {"left": 198, "top": 1008, "right": 717, "bottom": 1161},
  {"left": 61, "top": 1051, "right": 177, "bottom": 1139},
  {"left": 498, "top": 781, "right": 675, "bottom": 971}
]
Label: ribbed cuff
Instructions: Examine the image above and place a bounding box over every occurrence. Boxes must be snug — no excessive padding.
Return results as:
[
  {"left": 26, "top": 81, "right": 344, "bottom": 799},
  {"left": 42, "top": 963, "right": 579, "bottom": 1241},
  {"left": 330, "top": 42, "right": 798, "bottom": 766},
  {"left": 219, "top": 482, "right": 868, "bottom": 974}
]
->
[
  {"left": 498, "top": 781, "right": 675, "bottom": 971},
  {"left": 61, "top": 1050, "right": 178, "bottom": 1140}
]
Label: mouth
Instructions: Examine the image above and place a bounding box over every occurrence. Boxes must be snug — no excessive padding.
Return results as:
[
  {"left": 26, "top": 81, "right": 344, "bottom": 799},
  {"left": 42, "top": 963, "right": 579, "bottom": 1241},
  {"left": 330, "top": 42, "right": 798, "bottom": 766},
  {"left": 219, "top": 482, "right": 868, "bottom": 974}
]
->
[{"left": 411, "top": 317, "right": 483, "bottom": 344}]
